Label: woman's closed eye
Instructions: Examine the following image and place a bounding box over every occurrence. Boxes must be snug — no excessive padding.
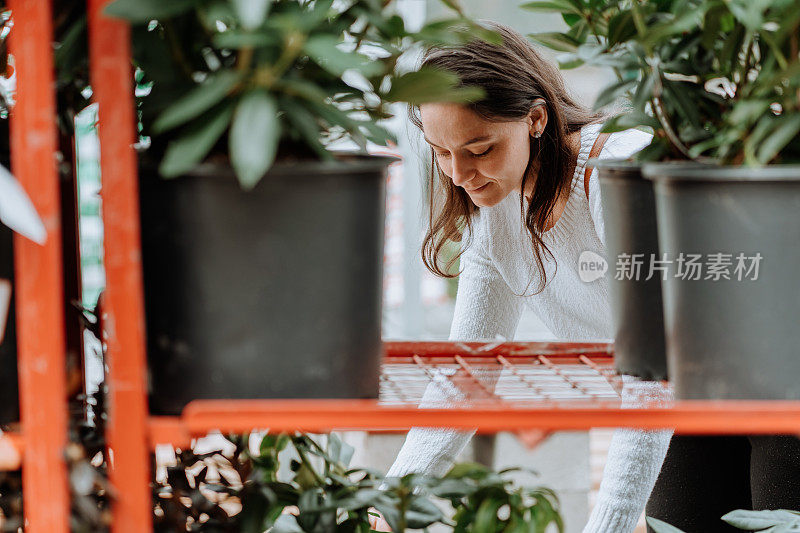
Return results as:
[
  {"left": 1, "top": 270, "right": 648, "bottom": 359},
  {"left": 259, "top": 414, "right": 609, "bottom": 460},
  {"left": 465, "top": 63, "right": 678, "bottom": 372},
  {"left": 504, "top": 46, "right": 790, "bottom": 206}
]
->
[{"left": 435, "top": 147, "right": 493, "bottom": 159}]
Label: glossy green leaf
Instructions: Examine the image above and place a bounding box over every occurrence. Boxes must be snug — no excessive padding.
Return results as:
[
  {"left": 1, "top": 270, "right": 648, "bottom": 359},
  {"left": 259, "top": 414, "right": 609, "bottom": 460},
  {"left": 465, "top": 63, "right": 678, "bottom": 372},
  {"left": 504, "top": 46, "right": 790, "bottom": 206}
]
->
[
  {"left": 593, "top": 78, "right": 636, "bottom": 109},
  {"left": 473, "top": 498, "right": 502, "bottom": 531},
  {"left": 445, "top": 462, "right": 490, "bottom": 479},
  {"left": 527, "top": 31, "right": 581, "bottom": 53},
  {"left": 152, "top": 70, "right": 241, "bottom": 134},
  {"left": 372, "top": 502, "right": 403, "bottom": 533},
  {"left": 519, "top": 0, "right": 582, "bottom": 15},
  {"left": 555, "top": 52, "right": 585, "bottom": 69},
  {"left": 599, "top": 112, "right": 659, "bottom": 133},
  {"left": 755, "top": 114, "right": 800, "bottom": 164},
  {"left": 721, "top": 509, "right": 800, "bottom": 530},
  {"left": 159, "top": 102, "right": 234, "bottom": 178},
  {"left": 359, "top": 121, "right": 397, "bottom": 147},
  {"left": 281, "top": 99, "right": 327, "bottom": 157},
  {"left": 728, "top": 99, "right": 771, "bottom": 125},
  {"left": 270, "top": 514, "right": 304, "bottom": 533},
  {"left": 576, "top": 42, "right": 604, "bottom": 62},
  {"left": 212, "top": 30, "right": 280, "bottom": 48},
  {"left": 608, "top": 10, "right": 636, "bottom": 46},
  {"left": 276, "top": 78, "right": 329, "bottom": 104},
  {"left": 230, "top": 90, "right": 280, "bottom": 190},
  {"left": 405, "top": 497, "right": 443, "bottom": 529},
  {"left": 304, "top": 35, "right": 383, "bottom": 77},
  {"left": 646, "top": 516, "right": 688, "bottom": 533},
  {"left": 231, "top": 0, "right": 272, "bottom": 30},
  {"left": 104, "top": 0, "right": 198, "bottom": 22},
  {"left": 566, "top": 18, "right": 590, "bottom": 43},
  {"left": 726, "top": 0, "right": 770, "bottom": 31},
  {"left": 383, "top": 68, "right": 485, "bottom": 104},
  {"left": 661, "top": 79, "right": 702, "bottom": 128}
]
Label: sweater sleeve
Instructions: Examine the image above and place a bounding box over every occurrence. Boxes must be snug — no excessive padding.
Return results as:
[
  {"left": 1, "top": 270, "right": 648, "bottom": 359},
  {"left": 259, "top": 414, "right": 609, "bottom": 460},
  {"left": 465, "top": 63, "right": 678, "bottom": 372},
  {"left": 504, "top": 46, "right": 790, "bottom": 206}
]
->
[
  {"left": 385, "top": 225, "right": 524, "bottom": 478},
  {"left": 583, "top": 376, "right": 674, "bottom": 533}
]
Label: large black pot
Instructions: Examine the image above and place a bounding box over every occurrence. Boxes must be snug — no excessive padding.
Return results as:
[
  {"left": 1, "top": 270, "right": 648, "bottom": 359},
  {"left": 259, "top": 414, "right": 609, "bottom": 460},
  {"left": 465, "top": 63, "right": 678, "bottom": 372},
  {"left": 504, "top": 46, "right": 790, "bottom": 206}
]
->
[
  {"left": 140, "top": 154, "right": 393, "bottom": 415},
  {"left": 643, "top": 162, "right": 800, "bottom": 400},
  {"left": 593, "top": 159, "right": 668, "bottom": 381},
  {"left": 0, "top": 223, "right": 18, "bottom": 424}
]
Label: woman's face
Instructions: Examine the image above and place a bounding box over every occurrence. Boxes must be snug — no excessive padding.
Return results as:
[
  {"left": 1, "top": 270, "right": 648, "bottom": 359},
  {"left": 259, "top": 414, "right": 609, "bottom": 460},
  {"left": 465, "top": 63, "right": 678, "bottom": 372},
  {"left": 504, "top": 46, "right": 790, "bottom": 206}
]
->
[{"left": 419, "top": 102, "right": 542, "bottom": 207}]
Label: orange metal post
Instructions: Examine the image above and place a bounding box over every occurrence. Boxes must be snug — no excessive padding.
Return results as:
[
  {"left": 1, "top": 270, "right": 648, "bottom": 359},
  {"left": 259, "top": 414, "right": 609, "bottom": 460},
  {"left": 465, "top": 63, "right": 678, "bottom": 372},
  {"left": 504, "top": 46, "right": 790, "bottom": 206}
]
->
[
  {"left": 87, "top": 2, "right": 152, "bottom": 532},
  {"left": 7, "top": 0, "right": 70, "bottom": 530}
]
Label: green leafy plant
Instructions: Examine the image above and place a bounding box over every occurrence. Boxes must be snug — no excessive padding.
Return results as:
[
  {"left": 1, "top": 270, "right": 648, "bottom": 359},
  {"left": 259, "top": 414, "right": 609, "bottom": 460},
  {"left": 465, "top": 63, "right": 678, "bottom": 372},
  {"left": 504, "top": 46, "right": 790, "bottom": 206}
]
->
[
  {"left": 648, "top": 509, "right": 800, "bottom": 532},
  {"left": 153, "top": 431, "right": 563, "bottom": 532},
  {"left": 522, "top": 0, "right": 800, "bottom": 165},
  {"left": 429, "top": 463, "right": 563, "bottom": 532},
  {"left": 105, "top": 0, "right": 500, "bottom": 189}
]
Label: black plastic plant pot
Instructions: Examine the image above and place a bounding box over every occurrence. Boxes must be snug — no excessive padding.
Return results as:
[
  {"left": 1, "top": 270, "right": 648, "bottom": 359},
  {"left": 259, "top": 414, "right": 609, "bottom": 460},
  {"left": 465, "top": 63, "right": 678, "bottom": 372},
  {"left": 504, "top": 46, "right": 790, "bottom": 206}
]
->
[
  {"left": 139, "top": 154, "right": 393, "bottom": 415},
  {"left": 642, "top": 162, "right": 800, "bottom": 400},
  {"left": 593, "top": 159, "right": 668, "bottom": 381},
  {"left": 0, "top": 223, "right": 19, "bottom": 424}
]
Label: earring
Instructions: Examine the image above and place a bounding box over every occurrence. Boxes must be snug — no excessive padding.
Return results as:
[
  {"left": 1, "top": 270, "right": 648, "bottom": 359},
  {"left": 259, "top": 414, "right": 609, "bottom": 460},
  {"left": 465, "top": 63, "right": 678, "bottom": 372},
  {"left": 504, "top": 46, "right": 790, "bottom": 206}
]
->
[{"left": 533, "top": 131, "right": 542, "bottom": 138}]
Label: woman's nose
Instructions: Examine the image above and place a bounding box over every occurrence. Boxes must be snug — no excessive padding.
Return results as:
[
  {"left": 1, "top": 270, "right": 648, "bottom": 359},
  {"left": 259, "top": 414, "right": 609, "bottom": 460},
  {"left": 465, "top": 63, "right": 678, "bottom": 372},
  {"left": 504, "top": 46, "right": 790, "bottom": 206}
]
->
[{"left": 449, "top": 155, "right": 474, "bottom": 188}]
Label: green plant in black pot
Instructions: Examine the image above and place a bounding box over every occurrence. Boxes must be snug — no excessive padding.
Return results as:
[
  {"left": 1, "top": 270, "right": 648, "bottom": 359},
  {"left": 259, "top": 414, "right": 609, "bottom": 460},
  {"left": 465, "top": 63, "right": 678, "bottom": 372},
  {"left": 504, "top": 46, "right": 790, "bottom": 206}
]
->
[
  {"left": 520, "top": 0, "right": 703, "bottom": 382},
  {"left": 526, "top": 0, "right": 800, "bottom": 400},
  {"left": 104, "top": 0, "right": 499, "bottom": 414},
  {"left": 632, "top": 0, "right": 800, "bottom": 401},
  {"left": 153, "top": 431, "right": 563, "bottom": 532}
]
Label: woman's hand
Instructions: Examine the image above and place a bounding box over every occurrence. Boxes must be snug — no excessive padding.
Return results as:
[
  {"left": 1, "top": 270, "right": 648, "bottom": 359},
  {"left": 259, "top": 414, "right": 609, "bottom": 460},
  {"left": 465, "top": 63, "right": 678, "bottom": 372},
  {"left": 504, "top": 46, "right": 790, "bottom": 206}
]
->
[{"left": 368, "top": 507, "right": 392, "bottom": 531}]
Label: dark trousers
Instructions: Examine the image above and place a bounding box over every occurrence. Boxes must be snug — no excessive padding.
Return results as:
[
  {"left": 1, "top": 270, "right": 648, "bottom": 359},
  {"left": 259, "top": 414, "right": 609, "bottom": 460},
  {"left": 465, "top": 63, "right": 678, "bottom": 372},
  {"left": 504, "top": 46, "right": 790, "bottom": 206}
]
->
[{"left": 645, "top": 435, "right": 800, "bottom": 533}]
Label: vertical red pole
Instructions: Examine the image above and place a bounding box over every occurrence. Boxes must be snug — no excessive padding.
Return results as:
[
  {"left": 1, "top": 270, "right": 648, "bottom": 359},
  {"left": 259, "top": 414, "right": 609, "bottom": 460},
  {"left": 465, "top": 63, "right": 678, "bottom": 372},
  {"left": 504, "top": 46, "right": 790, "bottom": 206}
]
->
[
  {"left": 7, "top": 0, "right": 70, "bottom": 531},
  {"left": 87, "top": 2, "right": 152, "bottom": 532}
]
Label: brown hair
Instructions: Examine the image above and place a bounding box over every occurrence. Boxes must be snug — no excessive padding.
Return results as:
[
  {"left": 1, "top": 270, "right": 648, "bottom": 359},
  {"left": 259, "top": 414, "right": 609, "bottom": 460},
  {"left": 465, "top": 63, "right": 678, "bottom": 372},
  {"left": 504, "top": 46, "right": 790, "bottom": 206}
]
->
[{"left": 413, "top": 21, "right": 606, "bottom": 295}]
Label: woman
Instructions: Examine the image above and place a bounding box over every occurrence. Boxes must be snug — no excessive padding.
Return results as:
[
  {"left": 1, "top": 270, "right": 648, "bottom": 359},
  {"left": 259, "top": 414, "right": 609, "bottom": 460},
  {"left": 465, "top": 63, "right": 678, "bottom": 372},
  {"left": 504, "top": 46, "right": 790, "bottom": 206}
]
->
[{"left": 369, "top": 21, "right": 672, "bottom": 532}]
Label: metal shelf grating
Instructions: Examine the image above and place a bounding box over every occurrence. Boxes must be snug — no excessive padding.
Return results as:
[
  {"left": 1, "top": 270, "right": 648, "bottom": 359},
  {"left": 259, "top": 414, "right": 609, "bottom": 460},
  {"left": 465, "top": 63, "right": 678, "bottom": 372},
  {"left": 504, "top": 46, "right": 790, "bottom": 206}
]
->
[{"left": 379, "top": 352, "right": 625, "bottom": 406}]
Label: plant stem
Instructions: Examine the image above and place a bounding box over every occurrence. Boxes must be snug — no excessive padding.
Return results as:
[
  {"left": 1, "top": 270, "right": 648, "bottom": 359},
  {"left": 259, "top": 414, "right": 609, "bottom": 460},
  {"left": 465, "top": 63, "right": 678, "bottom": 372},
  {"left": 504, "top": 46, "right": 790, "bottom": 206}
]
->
[
  {"left": 273, "top": 31, "right": 306, "bottom": 78},
  {"left": 163, "top": 21, "right": 194, "bottom": 80},
  {"left": 295, "top": 441, "right": 326, "bottom": 486},
  {"left": 630, "top": 0, "right": 650, "bottom": 53},
  {"left": 237, "top": 46, "right": 254, "bottom": 74},
  {"left": 648, "top": 56, "right": 694, "bottom": 159},
  {"left": 792, "top": 31, "right": 799, "bottom": 110}
]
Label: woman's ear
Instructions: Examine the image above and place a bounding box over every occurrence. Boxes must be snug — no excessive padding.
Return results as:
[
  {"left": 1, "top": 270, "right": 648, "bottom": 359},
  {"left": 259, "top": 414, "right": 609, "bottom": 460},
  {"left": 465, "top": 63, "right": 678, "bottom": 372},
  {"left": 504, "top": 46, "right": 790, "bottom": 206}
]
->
[{"left": 527, "top": 98, "right": 548, "bottom": 137}]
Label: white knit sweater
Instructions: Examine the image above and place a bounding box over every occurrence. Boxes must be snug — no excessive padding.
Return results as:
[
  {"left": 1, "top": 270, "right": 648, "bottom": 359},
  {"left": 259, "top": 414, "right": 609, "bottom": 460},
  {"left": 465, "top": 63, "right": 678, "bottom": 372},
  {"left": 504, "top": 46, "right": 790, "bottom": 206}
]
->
[{"left": 385, "top": 123, "right": 674, "bottom": 532}]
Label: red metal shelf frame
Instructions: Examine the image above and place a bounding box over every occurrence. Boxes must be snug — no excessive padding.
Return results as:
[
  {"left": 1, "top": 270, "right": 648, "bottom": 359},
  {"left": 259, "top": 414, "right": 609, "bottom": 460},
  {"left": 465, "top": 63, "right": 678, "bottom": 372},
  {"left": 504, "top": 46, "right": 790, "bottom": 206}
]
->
[
  {"left": 147, "top": 341, "right": 800, "bottom": 451},
  {"left": 8, "top": 0, "right": 70, "bottom": 531},
  {"left": 6, "top": 2, "right": 800, "bottom": 533}
]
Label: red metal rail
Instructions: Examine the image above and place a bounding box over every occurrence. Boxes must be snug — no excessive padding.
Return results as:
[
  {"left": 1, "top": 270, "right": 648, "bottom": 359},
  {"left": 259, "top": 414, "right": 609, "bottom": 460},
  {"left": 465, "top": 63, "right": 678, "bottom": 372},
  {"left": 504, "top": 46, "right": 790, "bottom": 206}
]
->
[
  {"left": 8, "top": 1, "right": 70, "bottom": 531},
  {"left": 88, "top": 2, "right": 152, "bottom": 532},
  {"left": 147, "top": 401, "right": 800, "bottom": 450},
  {"left": 142, "top": 344, "right": 800, "bottom": 450}
]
